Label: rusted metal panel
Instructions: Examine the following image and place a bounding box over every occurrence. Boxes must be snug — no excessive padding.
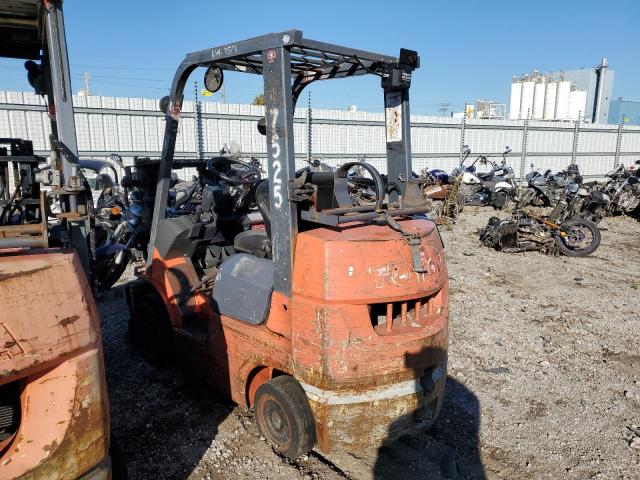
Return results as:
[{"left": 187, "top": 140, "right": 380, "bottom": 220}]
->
[
  {"left": 0, "top": 249, "right": 109, "bottom": 478},
  {"left": 0, "top": 348, "right": 110, "bottom": 479},
  {"left": 143, "top": 216, "right": 448, "bottom": 455},
  {"left": 292, "top": 219, "right": 447, "bottom": 302},
  {"left": 289, "top": 218, "right": 448, "bottom": 453},
  {"left": 0, "top": 250, "right": 100, "bottom": 383},
  {"left": 147, "top": 253, "right": 294, "bottom": 409}
]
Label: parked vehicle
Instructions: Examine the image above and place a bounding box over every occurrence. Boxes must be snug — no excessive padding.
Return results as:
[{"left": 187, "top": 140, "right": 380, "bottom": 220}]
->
[
  {"left": 548, "top": 173, "right": 609, "bottom": 225},
  {"left": 0, "top": 2, "right": 111, "bottom": 478},
  {"left": 599, "top": 163, "right": 640, "bottom": 216},
  {"left": 92, "top": 196, "right": 145, "bottom": 291},
  {"left": 126, "top": 32, "right": 448, "bottom": 460},
  {"left": 517, "top": 163, "right": 581, "bottom": 209},
  {"left": 418, "top": 168, "right": 465, "bottom": 220},
  {"left": 480, "top": 211, "right": 601, "bottom": 257},
  {"left": 452, "top": 146, "right": 517, "bottom": 209},
  {"left": 80, "top": 154, "right": 126, "bottom": 209}
]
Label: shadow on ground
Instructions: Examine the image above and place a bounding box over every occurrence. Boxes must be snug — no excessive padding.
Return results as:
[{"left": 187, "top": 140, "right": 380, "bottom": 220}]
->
[
  {"left": 373, "top": 348, "right": 485, "bottom": 480},
  {"left": 99, "top": 287, "right": 232, "bottom": 480}
]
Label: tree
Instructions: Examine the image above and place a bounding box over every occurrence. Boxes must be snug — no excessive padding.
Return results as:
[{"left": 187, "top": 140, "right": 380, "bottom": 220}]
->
[{"left": 252, "top": 94, "right": 265, "bottom": 106}]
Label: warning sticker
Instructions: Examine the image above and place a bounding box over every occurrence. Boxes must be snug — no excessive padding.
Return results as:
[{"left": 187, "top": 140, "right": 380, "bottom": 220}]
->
[{"left": 385, "top": 91, "right": 403, "bottom": 143}]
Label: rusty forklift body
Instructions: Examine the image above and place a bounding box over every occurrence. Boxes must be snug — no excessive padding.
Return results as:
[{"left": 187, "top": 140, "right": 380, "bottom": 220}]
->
[
  {"left": 128, "top": 30, "right": 448, "bottom": 457},
  {"left": 0, "top": 1, "right": 110, "bottom": 478}
]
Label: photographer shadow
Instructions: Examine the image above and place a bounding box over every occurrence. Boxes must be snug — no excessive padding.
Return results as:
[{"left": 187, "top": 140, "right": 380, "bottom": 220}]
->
[{"left": 373, "top": 347, "right": 486, "bottom": 479}]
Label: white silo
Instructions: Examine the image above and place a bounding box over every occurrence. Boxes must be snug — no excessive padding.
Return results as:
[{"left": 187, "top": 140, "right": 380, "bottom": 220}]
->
[
  {"left": 555, "top": 80, "right": 571, "bottom": 120},
  {"left": 568, "top": 89, "right": 587, "bottom": 120},
  {"left": 509, "top": 80, "right": 522, "bottom": 120},
  {"left": 543, "top": 81, "right": 557, "bottom": 120},
  {"left": 532, "top": 79, "right": 546, "bottom": 119},
  {"left": 519, "top": 80, "right": 535, "bottom": 119}
]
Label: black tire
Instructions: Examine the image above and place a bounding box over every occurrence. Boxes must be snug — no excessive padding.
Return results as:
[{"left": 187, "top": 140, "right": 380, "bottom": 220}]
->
[
  {"left": 128, "top": 292, "right": 174, "bottom": 363},
  {"left": 254, "top": 376, "right": 316, "bottom": 460},
  {"left": 554, "top": 217, "right": 601, "bottom": 257}
]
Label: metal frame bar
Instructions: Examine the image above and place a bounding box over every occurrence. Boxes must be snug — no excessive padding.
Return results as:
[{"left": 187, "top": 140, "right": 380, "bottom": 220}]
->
[
  {"left": 146, "top": 31, "right": 412, "bottom": 296},
  {"left": 43, "top": 2, "right": 79, "bottom": 187},
  {"left": 262, "top": 46, "right": 297, "bottom": 295}
]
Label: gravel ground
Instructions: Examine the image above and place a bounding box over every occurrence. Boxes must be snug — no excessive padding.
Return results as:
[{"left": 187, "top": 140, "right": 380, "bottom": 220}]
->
[{"left": 99, "top": 208, "right": 640, "bottom": 479}]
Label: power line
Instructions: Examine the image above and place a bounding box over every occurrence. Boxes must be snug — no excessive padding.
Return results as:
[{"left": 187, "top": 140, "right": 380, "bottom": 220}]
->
[{"left": 70, "top": 63, "right": 174, "bottom": 72}]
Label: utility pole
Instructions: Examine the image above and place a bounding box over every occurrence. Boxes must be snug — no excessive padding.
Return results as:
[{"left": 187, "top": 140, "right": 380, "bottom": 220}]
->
[
  {"left": 438, "top": 103, "right": 450, "bottom": 117},
  {"left": 79, "top": 71, "right": 91, "bottom": 96}
]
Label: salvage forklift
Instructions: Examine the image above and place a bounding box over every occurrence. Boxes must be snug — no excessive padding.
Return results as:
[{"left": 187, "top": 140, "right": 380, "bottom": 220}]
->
[
  {"left": 0, "top": 1, "right": 110, "bottom": 478},
  {"left": 127, "top": 30, "right": 448, "bottom": 459}
]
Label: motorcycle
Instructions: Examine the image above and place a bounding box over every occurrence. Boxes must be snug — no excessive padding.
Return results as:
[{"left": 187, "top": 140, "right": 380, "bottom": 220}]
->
[
  {"left": 548, "top": 173, "right": 609, "bottom": 225},
  {"left": 480, "top": 211, "right": 601, "bottom": 257},
  {"left": 599, "top": 163, "right": 640, "bottom": 216},
  {"left": 418, "top": 168, "right": 465, "bottom": 220},
  {"left": 452, "top": 146, "right": 517, "bottom": 209},
  {"left": 517, "top": 163, "right": 579, "bottom": 208},
  {"left": 92, "top": 196, "right": 145, "bottom": 291}
]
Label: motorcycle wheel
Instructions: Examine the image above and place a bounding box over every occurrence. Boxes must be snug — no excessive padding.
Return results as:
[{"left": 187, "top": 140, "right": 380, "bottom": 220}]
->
[
  {"left": 554, "top": 218, "right": 601, "bottom": 257},
  {"left": 92, "top": 227, "right": 130, "bottom": 290}
]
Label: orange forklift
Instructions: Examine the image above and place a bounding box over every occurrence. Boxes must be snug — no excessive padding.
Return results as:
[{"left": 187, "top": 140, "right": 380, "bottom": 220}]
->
[
  {"left": 127, "top": 30, "right": 448, "bottom": 459},
  {"left": 0, "top": 1, "right": 110, "bottom": 478}
]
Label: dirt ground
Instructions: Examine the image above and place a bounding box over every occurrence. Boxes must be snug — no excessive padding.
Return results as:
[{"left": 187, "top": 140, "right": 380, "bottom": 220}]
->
[{"left": 100, "top": 208, "right": 640, "bottom": 480}]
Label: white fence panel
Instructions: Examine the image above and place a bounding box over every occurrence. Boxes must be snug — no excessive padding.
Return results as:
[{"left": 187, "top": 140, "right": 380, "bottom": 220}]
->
[{"left": 0, "top": 91, "right": 639, "bottom": 179}]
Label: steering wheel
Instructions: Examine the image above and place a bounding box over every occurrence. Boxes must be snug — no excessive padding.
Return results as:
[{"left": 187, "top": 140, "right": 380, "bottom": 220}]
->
[{"left": 206, "top": 157, "right": 261, "bottom": 185}]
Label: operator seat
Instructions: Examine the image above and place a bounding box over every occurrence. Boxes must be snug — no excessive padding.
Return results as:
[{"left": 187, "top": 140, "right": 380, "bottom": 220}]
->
[{"left": 233, "top": 180, "right": 272, "bottom": 257}]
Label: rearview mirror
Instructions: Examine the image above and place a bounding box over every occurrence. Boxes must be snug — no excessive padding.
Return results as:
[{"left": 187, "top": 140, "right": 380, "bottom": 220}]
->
[
  {"left": 159, "top": 96, "right": 170, "bottom": 114},
  {"left": 257, "top": 117, "right": 266, "bottom": 136},
  {"left": 204, "top": 65, "right": 224, "bottom": 93}
]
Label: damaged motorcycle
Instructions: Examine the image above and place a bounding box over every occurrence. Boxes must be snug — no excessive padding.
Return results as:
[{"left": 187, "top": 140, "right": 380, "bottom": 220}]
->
[{"left": 479, "top": 212, "right": 601, "bottom": 257}]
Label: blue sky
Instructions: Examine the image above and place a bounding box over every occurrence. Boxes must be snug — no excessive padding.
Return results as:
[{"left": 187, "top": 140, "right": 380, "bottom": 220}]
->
[{"left": 1, "top": 0, "right": 638, "bottom": 115}]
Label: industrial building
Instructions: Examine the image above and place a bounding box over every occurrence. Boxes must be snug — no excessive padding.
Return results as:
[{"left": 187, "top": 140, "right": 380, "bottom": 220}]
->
[
  {"left": 608, "top": 98, "right": 640, "bottom": 126},
  {"left": 509, "top": 59, "right": 614, "bottom": 123}
]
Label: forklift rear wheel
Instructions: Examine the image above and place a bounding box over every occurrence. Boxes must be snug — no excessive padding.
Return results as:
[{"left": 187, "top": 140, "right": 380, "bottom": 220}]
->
[
  {"left": 254, "top": 376, "right": 316, "bottom": 460},
  {"left": 128, "top": 293, "right": 174, "bottom": 364}
]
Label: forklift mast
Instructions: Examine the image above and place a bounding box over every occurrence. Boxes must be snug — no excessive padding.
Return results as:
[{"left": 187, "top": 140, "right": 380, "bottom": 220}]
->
[
  {"left": 0, "top": 3, "right": 110, "bottom": 477},
  {"left": 149, "top": 30, "right": 420, "bottom": 296},
  {"left": 0, "top": 0, "right": 90, "bottom": 267}
]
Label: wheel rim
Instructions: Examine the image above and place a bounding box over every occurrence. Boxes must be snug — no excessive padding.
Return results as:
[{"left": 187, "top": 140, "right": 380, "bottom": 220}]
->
[
  {"left": 259, "top": 397, "right": 292, "bottom": 448},
  {"left": 561, "top": 225, "right": 593, "bottom": 251}
]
